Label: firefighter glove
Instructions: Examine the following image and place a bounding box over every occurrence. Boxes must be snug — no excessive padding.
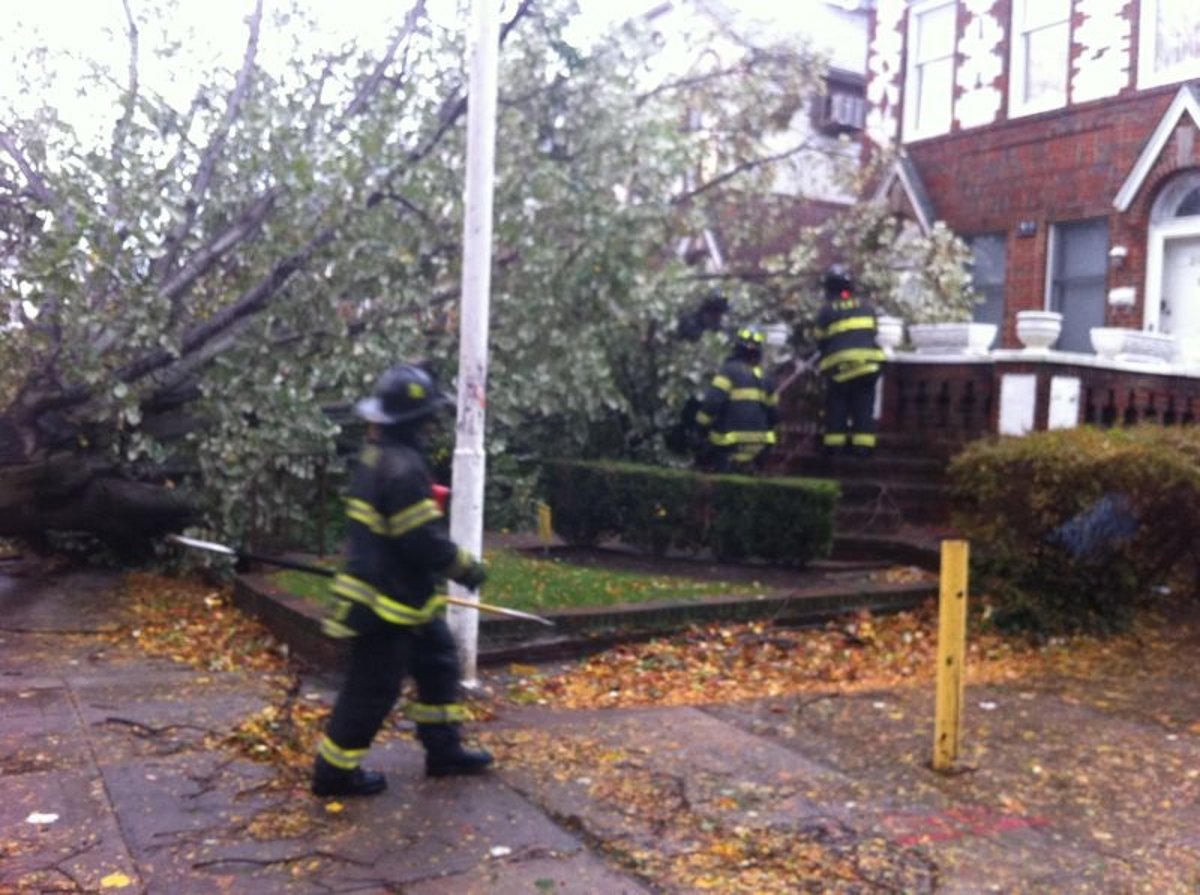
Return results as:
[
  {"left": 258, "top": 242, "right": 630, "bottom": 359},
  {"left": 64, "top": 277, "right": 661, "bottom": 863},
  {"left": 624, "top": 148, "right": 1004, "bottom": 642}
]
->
[{"left": 456, "top": 559, "right": 487, "bottom": 591}]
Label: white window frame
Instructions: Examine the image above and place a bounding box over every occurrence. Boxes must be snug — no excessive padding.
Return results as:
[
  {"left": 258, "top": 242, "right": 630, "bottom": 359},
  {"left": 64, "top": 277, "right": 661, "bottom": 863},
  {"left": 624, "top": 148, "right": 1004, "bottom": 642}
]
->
[
  {"left": 1137, "top": 0, "right": 1200, "bottom": 89},
  {"left": 902, "top": 0, "right": 957, "bottom": 141},
  {"left": 1008, "top": 0, "right": 1071, "bottom": 118}
]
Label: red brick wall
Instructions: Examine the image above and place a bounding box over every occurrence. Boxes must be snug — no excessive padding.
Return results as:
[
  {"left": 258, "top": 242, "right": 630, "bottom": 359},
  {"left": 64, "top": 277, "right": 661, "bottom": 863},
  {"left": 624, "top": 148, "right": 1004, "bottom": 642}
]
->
[{"left": 904, "top": 86, "right": 1192, "bottom": 342}]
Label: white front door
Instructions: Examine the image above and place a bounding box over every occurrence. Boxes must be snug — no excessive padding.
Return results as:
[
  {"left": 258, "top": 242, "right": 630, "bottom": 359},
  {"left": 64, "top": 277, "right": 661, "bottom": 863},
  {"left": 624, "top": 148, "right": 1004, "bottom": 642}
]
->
[{"left": 1161, "top": 234, "right": 1200, "bottom": 359}]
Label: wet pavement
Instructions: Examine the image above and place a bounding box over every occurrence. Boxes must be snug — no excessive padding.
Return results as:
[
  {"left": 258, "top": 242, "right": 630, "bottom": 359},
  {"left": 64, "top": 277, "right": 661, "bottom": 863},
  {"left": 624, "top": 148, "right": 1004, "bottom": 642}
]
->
[{"left": 3, "top": 568, "right": 1199, "bottom": 893}]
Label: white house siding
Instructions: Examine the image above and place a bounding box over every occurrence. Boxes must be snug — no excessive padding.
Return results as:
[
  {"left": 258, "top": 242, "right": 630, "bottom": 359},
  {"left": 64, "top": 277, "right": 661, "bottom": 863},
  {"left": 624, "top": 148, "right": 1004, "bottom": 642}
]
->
[
  {"left": 1071, "top": 0, "right": 1132, "bottom": 104},
  {"left": 955, "top": 0, "right": 1003, "bottom": 129},
  {"left": 866, "top": 0, "right": 906, "bottom": 147}
]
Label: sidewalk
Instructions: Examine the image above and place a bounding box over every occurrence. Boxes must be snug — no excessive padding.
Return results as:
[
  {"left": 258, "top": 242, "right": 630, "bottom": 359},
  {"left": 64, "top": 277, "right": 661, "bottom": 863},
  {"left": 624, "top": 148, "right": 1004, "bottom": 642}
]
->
[{"left": 4, "top": 566, "right": 1200, "bottom": 893}]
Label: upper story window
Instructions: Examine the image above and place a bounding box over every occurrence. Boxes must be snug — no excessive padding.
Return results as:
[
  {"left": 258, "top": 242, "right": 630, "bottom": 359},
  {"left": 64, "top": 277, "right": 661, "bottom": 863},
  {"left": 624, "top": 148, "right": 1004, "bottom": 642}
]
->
[
  {"left": 903, "top": 0, "right": 957, "bottom": 141},
  {"left": 1009, "top": 0, "right": 1070, "bottom": 117},
  {"left": 1138, "top": 0, "right": 1200, "bottom": 88},
  {"left": 814, "top": 70, "right": 867, "bottom": 136}
]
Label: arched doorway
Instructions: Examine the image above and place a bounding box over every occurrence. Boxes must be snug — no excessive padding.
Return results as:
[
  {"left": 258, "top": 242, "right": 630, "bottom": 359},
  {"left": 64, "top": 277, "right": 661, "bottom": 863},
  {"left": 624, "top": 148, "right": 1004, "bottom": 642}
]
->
[{"left": 1145, "top": 171, "right": 1200, "bottom": 361}]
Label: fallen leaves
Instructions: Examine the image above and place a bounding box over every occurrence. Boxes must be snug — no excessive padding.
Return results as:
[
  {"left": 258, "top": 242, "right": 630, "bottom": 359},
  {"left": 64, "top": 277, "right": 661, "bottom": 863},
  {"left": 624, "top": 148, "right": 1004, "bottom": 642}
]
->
[
  {"left": 502, "top": 602, "right": 1183, "bottom": 713},
  {"left": 114, "top": 572, "right": 290, "bottom": 674}
]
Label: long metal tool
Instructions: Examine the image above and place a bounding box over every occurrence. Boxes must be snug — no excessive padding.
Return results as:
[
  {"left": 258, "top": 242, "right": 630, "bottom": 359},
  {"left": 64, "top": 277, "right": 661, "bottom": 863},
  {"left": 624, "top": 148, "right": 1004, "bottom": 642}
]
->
[{"left": 166, "top": 534, "right": 554, "bottom": 627}]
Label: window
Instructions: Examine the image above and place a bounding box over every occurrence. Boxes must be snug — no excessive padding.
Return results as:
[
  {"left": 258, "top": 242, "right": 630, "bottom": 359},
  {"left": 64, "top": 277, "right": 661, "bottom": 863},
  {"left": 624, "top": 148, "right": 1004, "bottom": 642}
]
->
[
  {"left": 967, "top": 234, "right": 1006, "bottom": 329},
  {"left": 1048, "top": 219, "right": 1108, "bottom": 353},
  {"left": 903, "top": 0, "right": 957, "bottom": 140},
  {"left": 1009, "top": 0, "right": 1070, "bottom": 117},
  {"left": 1138, "top": 0, "right": 1200, "bottom": 88},
  {"left": 815, "top": 71, "right": 867, "bottom": 135}
]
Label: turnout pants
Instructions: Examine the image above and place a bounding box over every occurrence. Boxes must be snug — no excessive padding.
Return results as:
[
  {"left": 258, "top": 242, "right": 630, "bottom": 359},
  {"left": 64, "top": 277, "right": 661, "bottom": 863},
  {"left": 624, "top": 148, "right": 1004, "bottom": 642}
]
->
[
  {"left": 321, "top": 616, "right": 461, "bottom": 768},
  {"left": 822, "top": 372, "right": 879, "bottom": 456}
]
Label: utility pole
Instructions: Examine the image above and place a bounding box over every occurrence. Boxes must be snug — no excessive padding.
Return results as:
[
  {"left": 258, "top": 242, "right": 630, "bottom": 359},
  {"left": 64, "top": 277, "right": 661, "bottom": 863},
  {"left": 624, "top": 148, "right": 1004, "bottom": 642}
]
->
[{"left": 448, "top": 0, "right": 500, "bottom": 686}]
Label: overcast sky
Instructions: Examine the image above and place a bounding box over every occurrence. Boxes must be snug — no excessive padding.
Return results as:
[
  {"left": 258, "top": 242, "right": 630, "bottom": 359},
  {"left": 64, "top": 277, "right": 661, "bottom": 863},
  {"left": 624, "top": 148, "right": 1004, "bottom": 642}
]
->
[{"left": 2, "top": 0, "right": 865, "bottom": 143}]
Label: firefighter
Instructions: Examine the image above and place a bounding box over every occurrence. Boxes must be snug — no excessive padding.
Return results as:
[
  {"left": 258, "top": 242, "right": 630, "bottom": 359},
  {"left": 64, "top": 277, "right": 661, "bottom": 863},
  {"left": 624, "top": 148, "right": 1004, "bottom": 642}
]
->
[
  {"left": 312, "top": 362, "right": 491, "bottom": 798},
  {"left": 694, "top": 326, "right": 778, "bottom": 472},
  {"left": 814, "top": 264, "right": 886, "bottom": 458}
]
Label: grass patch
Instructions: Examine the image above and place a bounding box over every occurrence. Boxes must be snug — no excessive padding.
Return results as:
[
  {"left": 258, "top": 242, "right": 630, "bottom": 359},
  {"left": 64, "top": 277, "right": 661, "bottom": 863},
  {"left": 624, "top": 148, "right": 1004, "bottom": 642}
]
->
[{"left": 271, "top": 548, "right": 752, "bottom": 612}]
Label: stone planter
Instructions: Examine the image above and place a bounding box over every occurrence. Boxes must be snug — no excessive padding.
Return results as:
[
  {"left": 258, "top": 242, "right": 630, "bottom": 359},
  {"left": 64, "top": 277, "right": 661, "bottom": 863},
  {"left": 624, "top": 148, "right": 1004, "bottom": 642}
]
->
[
  {"left": 907, "top": 322, "right": 997, "bottom": 356},
  {"left": 1120, "top": 330, "right": 1175, "bottom": 365},
  {"left": 1015, "top": 310, "right": 1063, "bottom": 351},
  {"left": 1089, "top": 326, "right": 1176, "bottom": 364},
  {"left": 1089, "top": 326, "right": 1126, "bottom": 360},
  {"left": 875, "top": 315, "right": 904, "bottom": 354}
]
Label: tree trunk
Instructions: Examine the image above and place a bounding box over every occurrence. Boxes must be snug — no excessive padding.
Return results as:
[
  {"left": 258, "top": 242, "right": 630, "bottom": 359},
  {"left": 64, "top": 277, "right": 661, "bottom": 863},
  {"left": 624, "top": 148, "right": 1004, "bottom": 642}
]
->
[{"left": 0, "top": 417, "right": 196, "bottom": 557}]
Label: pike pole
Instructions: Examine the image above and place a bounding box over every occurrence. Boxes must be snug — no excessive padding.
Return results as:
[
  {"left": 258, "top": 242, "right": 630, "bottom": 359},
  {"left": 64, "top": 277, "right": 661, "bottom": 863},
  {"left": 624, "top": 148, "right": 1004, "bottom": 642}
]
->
[{"left": 166, "top": 535, "right": 554, "bottom": 627}]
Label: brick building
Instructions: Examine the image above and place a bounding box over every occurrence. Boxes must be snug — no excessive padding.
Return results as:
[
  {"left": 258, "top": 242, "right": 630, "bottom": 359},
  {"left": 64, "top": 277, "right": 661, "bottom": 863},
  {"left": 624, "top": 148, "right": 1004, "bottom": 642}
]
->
[{"left": 865, "top": 0, "right": 1200, "bottom": 356}]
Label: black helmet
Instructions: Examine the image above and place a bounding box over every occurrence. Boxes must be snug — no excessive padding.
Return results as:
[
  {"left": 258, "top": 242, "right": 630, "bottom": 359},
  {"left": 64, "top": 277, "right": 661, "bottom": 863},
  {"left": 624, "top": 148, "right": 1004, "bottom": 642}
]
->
[
  {"left": 732, "top": 326, "right": 765, "bottom": 357},
  {"left": 355, "top": 363, "right": 454, "bottom": 425},
  {"left": 822, "top": 263, "right": 854, "bottom": 296}
]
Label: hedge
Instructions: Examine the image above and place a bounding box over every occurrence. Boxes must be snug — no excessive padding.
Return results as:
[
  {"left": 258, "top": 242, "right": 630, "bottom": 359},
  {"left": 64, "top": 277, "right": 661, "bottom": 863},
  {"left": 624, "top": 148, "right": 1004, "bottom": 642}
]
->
[
  {"left": 542, "top": 459, "right": 839, "bottom": 567},
  {"left": 948, "top": 425, "right": 1200, "bottom": 635}
]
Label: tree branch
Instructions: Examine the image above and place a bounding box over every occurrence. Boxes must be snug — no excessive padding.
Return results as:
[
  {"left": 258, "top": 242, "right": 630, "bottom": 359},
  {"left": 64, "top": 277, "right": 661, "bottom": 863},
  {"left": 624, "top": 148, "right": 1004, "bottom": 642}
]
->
[
  {"left": 0, "top": 131, "right": 64, "bottom": 218},
  {"left": 154, "top": 0, "right": 263, "bottom": 285},
  {"left": 672, "top": 137, "right": 817, "bottom": 205},
  {"left": 121, "top": 225, "right": 337, "bottom": 388},
  {"left": 160, "top": 187, "right": 283, "bottom": 304},
  {"left": 336, "top": 1, "right": 424, "bottom": 126}
]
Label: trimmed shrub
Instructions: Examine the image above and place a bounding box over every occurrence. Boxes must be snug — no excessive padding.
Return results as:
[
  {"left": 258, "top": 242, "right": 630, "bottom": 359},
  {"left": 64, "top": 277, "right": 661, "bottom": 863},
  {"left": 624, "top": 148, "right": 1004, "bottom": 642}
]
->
[
  {"left": 542, "top": 459, "right": 838, "bottom": 567},
  {"left": 949, "top": 426, "right": 1200, "bottom": 635}
]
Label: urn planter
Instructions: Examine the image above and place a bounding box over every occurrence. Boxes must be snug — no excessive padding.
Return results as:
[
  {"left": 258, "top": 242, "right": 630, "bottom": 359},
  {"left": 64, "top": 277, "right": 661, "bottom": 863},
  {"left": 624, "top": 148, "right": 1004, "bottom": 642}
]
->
[
  {"left": 907, "top": 322, "right": 997, "bottom": 356},
  {"left": 1015, "top": 310, "right": 1063, "bottom": 352}
]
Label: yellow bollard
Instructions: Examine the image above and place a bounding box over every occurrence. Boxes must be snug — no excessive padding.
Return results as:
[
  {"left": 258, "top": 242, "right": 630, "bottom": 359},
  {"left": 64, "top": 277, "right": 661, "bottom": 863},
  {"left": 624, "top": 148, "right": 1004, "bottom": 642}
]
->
[
  {"left": 537, "top": 501, "right": 553, "bottom": 545},
  {"left": 932, "top": 539, "right": 969, "bottom": 772}
]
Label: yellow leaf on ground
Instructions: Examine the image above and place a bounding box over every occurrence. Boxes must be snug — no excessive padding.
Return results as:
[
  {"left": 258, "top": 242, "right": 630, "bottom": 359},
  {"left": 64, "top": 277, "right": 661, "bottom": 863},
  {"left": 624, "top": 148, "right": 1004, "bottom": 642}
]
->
[{"left": 100, "top": 872, "right": 134, "bottom": 889}]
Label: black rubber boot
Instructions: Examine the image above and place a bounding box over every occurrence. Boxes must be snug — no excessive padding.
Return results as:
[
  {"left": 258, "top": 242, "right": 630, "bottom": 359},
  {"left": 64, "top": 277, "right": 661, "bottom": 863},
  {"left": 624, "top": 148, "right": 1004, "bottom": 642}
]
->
[
  {"left": 311, "top": 755, "right": 388, "bottom": 797},
  {"left": 418, "top": 724, "right": 494, "bottom": 778}
]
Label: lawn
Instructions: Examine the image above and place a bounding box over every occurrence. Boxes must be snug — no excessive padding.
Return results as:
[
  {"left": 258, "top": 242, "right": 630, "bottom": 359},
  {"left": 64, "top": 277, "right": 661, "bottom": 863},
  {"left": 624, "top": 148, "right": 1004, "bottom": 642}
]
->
[{"left": 271, "top": 547, "right": 753, "bottom": 612}]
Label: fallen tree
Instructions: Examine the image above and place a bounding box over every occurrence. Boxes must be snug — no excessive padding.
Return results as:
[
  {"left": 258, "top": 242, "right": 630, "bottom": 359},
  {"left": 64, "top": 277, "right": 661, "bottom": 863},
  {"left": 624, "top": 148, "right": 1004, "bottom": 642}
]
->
[{"left": 2, "top": 0, "right": 967, "bottom": 556}]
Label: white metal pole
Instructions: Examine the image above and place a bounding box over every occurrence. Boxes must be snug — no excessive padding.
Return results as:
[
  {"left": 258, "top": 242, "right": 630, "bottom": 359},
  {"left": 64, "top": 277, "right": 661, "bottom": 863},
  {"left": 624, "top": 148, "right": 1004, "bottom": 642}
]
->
[{"left": 449, "top": 0, "right": 500, "bottom": 686}]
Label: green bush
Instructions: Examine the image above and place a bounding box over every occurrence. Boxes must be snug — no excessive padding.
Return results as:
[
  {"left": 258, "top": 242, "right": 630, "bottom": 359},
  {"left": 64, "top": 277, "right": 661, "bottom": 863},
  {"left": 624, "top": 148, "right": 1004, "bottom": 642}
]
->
[
  {"left": 542, "top": 459, "right": 838, "bottom": 567},
  {"left": 949, "top": 426, "right": 1200, "bottom": 635}
]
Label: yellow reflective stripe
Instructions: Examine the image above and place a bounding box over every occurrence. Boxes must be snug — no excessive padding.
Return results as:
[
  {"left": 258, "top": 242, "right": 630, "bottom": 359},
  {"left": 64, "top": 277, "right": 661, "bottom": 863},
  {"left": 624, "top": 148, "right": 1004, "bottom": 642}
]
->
[
  {"left": 832, "top": 362, "right": 881, "bottom": 383},
  {"left": 711, "top": 375, "right": 732, "bottom": 392},
  {"left": 825, "top": 316, "right": 876, "bottom": 336},
  {"left": 851, "top": 433, "right": 878, "bottom": 447},
  {"left": 732, "top": 445, "right": 765, "bottom": 462},
  {"left": 729, "top": 388, "right": 769, "bottom": 401},
  {"left": 708, "top": 430, "right": 777, "bottom": 446},
  {"left": 695, "top": 411, "right": 714, "bottom": 426},
  {"left": 322, "top": 598, "right": 358, "bottom": 638},
  {"left": 824, "top": 433, "right": 848, "bottom": 446},
  {"left": 388, "top": 498, "right": 442, "bottom": 536},
  {"left": 331, "top": 573, "right": 448, "bottom": 626},
  {"left": 331, "top": 573, "right": 376, "bottom": 605},
  {"left": 819, "top": 347, "right": 885, "bottom": 373},
  {"left": 322, "top": 618, "right": 357, "bottom": 639},
  {"left": 374, "top": 592, "right": 447, "bottom": 625},
  {"left": 405, "top": 702, "right": 469, "bottom": 724},
  {"left": 345, "top": 497, "right": 387, "bottom": 534},
  {"left": 318, "top": 735, "right": 367, "bottom": 770},
  {"left": 765, "top": 393, "right": 779, "bottom": 407}
]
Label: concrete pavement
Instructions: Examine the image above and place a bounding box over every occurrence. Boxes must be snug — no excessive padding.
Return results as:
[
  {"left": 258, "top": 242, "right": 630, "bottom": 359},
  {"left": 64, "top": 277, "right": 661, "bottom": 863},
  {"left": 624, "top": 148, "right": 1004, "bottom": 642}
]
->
[{"left": 3, "top": 566, "right": 1200, "bottom": 893}]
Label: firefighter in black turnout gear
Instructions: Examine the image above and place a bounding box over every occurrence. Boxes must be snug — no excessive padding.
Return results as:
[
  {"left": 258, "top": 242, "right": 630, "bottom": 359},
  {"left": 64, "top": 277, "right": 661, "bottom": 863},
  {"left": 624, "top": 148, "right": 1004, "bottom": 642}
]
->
[
  {"left": 695, "top": 327, "right": 778, "bottom": 472},
  {"left": 815, "top": 264, "right": 886, "bottom": 458},
  {"left": 311, "top": 363, "right": 492, "bottom": 798}
]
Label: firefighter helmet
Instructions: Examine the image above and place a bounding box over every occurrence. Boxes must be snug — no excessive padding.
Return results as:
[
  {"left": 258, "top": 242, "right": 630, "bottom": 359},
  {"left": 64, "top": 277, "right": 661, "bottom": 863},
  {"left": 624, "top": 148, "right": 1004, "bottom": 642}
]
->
[
  {"left": 355, "top": 363, "right": 453, "bottom": 425},
  {"left": 822, "top": 263, "right": 854, "bottom": 296},
  {"left": 732, "top": 326, "right": 765, "bottom": 358}
]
